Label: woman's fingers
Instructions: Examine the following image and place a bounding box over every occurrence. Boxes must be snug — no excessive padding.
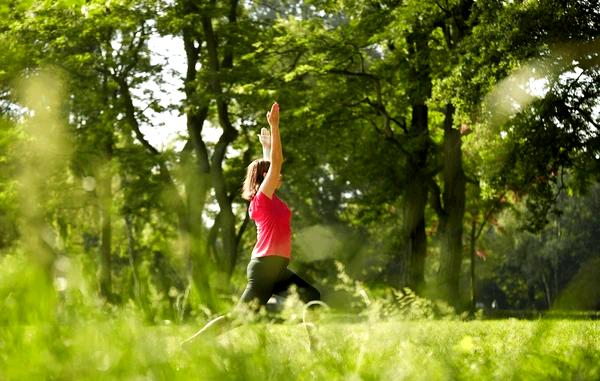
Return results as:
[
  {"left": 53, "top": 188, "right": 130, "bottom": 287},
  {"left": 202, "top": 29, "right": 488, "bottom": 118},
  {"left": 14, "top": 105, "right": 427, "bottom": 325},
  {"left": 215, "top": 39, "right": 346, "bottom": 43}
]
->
[
  {"left": 266, "top": 102, "right": 279, "bottom": 127},
  {"left": 268, "top": 102, "right": 279, "bottom": 125}
]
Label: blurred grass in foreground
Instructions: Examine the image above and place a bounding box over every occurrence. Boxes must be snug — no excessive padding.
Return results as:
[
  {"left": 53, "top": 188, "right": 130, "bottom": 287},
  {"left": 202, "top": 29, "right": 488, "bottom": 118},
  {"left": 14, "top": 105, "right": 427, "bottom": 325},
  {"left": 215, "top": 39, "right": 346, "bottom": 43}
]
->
[
  {"left": 2, "top": 316, "right": 599, "bottom": 380},
  {"left": 0, "top": 248, "right": 598, "bottom": 381}
]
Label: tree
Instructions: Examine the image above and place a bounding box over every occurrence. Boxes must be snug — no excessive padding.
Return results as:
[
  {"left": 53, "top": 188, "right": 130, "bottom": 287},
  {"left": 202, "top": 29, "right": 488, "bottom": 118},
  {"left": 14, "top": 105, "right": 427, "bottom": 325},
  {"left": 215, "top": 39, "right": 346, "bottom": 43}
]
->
[
  {"left": 477, "top": 182, "right": 600, "bottom": 310},
  {"left": 250, "top": 0, "right": 474, "bottom": 300}
]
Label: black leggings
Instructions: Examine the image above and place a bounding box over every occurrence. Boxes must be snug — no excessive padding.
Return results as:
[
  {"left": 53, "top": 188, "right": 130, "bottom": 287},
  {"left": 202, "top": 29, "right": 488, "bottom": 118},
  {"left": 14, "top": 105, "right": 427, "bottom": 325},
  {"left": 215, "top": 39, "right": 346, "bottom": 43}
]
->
[{"left": 239, "top": 256, "right": 320, "bottom": 309}]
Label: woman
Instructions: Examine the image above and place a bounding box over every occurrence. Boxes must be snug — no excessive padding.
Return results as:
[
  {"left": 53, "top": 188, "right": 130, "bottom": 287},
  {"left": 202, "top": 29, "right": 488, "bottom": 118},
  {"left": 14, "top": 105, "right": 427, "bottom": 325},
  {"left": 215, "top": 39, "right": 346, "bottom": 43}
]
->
[
  {"left": 182, "top": 102, "right": 320, "bottom": 345},
  {"left": 239, "top": 101, "right": 320, "bottom": 308}
]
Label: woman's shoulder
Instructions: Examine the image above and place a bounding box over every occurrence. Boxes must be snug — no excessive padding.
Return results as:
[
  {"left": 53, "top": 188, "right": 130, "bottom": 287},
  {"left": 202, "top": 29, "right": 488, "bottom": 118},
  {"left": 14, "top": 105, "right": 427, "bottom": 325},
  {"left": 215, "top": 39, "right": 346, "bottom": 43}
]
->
[{"left": 253, "top": 190, "right": 276, "bottom": 204}]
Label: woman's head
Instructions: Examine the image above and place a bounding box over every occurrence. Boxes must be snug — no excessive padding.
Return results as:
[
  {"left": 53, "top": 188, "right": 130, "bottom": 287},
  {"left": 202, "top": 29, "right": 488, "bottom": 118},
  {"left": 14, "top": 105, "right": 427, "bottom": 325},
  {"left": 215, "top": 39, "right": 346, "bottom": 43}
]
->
[{"left": 242, "top": 159, "right": 271, "bottom": 200}]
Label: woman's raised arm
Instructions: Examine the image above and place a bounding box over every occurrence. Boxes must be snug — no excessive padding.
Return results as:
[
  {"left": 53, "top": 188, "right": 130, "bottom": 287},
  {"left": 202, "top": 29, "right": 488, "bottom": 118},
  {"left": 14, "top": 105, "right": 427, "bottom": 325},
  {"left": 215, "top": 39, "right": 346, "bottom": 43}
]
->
[{"left": 258, "top": 102, "right": 282, "bottom": 198}]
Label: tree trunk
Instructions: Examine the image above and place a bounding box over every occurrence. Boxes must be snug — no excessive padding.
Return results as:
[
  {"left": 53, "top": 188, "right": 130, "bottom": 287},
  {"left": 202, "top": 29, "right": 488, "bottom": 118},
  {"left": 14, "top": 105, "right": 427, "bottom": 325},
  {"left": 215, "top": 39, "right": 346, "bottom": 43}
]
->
[
  {"left": 469, "top": 218, "right": 477, "bottom": 313},
  {"left": 391, "top": 26, "right": 433, "bottom": 293},
  {"left": 206, "top": 205, "right": 251, "bottom": 279},
  {"left": 181, "top": 3, "right": 215, "bottom": 307},
  {"left": 402, "top": 170, "right": 428, "bottom": 291},
  {"left": 232, "top": 207, "right": 251, "bottom": 277},
  {"left": 202, "top": 4, "right": 240, "bottom": 277},
  {"left": 180, "top": 143, "right": 212, "bottom": 306},
  {"left": 97, "top": 60, "right": 114, "bottom": 300},
  {"left": 98, "top": 163, "right": 112, "bottom": 299},
  {"left": 438, "top": 103, "right": 466, "bottom": 306},
  {"left": 115, "top": 76, "right": 215, "bottom": 307},
  {"left": 541, "top": 271, "right": 552, "bottom": 308},
  {"left": 124, "top": 213, "right": 142, "bottom": 307},
  {"left": 211, "top": 164, "right": 237, "bottom": 275},
  {"left": 389, "top": 103, "right": 429, "bottom": 293}
]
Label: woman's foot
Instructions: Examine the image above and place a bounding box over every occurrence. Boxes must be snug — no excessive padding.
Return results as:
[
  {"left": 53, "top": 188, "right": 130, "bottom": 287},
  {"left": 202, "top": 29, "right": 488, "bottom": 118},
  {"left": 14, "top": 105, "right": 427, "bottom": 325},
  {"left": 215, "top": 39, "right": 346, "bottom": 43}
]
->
[{"left": 180, "top": 315, "right": 229, "bottom": 348}]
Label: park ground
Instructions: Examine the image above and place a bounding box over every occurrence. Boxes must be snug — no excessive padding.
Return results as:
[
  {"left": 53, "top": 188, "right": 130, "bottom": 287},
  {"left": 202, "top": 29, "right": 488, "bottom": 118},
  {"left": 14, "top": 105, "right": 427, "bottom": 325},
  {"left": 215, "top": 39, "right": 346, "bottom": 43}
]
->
[{"left": 2, "top": 316, "right": 598, "bottom": 380}]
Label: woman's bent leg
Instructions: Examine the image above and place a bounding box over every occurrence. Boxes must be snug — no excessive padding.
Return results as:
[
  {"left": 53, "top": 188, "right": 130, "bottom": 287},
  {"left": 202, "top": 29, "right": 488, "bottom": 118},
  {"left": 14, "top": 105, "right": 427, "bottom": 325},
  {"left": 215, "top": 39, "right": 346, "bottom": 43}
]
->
[
  {"left": 181, "top": 256, "right": 289, "bottom": 346},
  {"left": 272, "top": 268, "right": 322, "bottom": 352},
  {"left": 238, "top": 256, "right": 290, "bottom": 309},
  {"left": 272, "top": 268, "right": 320, "bottom": 303}
]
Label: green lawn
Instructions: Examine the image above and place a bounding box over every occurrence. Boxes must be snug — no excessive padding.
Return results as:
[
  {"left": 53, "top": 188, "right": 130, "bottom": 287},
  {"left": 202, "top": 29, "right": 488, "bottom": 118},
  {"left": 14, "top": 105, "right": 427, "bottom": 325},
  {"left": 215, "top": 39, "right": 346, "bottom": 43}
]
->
[{"left": 2, "top": 317, "right": 598, "bottom": 380}]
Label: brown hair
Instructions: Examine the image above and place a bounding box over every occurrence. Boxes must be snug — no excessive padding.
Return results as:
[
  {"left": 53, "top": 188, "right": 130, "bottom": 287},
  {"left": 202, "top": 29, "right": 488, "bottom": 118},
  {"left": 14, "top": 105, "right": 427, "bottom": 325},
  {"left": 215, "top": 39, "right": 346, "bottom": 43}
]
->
[{"left": 242, "top": 159, "right": 271, "bottom": 200}]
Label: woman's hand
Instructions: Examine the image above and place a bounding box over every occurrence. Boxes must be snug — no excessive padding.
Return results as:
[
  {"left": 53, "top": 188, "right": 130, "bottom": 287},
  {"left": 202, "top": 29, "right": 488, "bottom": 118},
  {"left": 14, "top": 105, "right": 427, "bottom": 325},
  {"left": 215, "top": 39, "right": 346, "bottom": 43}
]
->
[
  {"left": 258, "top": 127, "right": 271, "bottom": 150},
  {"left": 266, "top": 102, "right": 279, "bottom": 127},
  {"left": 258, "top": 102, "right": 282, "bottom": 197}
]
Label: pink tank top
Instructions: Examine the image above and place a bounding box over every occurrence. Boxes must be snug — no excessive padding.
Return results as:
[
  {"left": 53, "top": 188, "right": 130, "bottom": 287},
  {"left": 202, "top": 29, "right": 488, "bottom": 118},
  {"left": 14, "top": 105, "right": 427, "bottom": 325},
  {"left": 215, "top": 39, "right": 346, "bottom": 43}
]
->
[{"left": 249, "top": 191, "right": 292, "bottom": 259}]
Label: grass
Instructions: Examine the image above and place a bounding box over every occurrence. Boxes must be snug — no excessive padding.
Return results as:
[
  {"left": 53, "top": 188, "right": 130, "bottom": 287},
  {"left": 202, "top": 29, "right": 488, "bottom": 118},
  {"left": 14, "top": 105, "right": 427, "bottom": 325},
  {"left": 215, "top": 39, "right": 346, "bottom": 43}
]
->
[
  {"left": 0, "top": 254, "right": 598, "bottom": 380},
  {"left": 1, "top": 316, "right": 598, "bottom": 380},
  {"left": 181, "top": 320, "right": 600, "bottom": 381},
  {"left": 5, "top": 184, "right": 597, "bottom": 376}
]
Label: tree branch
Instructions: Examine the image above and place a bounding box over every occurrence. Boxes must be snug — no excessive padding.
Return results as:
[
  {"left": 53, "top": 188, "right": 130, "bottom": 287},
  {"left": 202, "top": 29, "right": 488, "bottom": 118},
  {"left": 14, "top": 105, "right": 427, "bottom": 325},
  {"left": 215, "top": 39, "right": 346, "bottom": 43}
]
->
[
  {"left": 364, "top": 97, "right": 408, "bottom": 132},
  {"left": 428, "top": 177, "right": 446, "bottom": 218},
  {"left": 328, "top": 69, "right": 408, "bottom": 134},
  {"left": 221, "top": 0, "right": 239, "bottom": 69}
]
